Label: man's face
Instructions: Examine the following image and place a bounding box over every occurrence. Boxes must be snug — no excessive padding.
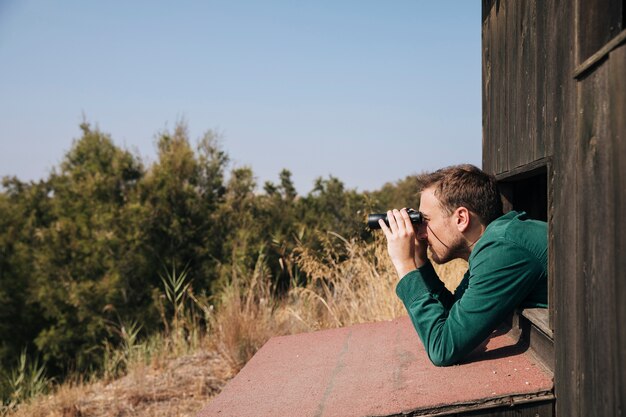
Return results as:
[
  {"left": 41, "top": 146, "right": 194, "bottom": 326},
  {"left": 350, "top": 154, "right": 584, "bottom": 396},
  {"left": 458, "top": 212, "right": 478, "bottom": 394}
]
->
[{"left": 417, "top": 187, "right": 466, "bottom": 264}]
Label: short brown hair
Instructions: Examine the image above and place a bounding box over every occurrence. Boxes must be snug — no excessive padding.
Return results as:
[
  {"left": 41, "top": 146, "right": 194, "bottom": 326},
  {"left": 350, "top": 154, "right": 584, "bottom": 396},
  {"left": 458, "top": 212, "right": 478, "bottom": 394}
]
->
[{"left": 417, "top": 164, "right": 503, "bottom": 225}]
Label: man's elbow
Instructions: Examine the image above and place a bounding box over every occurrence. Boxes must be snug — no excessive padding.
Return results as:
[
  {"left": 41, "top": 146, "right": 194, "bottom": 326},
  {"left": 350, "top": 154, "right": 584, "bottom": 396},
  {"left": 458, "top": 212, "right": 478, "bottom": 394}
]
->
[
  {"left": 429, "top": 356, "right": 457, "bottom": 367},
  {"left": 427, "top": 349, "right": 460, "bottom": 367}
]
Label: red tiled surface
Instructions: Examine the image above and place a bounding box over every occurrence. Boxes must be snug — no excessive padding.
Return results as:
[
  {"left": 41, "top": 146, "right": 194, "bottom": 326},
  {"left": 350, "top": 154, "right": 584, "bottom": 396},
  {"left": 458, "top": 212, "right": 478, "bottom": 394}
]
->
[{"left": 196, "top": 317, "right": 553, "bottom": 417}]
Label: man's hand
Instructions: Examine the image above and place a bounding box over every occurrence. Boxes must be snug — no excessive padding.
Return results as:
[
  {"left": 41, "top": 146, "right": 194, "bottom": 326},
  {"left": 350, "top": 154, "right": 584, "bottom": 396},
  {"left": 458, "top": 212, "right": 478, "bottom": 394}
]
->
[{"left": 379, "top": 208, "right": 423, "bottom": 278}]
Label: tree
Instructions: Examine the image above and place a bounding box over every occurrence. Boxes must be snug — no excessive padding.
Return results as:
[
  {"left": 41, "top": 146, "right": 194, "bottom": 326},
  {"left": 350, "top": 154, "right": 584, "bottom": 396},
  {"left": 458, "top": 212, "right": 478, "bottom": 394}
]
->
[
  {"left": 299, "top": 175, "right": 368, "bottom": 240},
  {"left": 0, "top": 118, "right": 421, "bottom": 380},
  {"left": 138, "top": 123, "right": 229, "bottom": 294},
  {"left": 29, "top": 123, "right": 145, "bottom": 373},
  {"left": 0, "top": 177, "right": 50, "bottom": 373},
  {"left": 366, "top": 174, "right": 420, "bottom": 212}
]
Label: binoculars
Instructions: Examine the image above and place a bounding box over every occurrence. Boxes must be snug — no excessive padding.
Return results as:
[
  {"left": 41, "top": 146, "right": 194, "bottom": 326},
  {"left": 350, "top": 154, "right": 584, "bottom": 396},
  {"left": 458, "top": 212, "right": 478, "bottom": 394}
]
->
[{"left": 367, "top": 208, "right": 424, "bottom": 229}]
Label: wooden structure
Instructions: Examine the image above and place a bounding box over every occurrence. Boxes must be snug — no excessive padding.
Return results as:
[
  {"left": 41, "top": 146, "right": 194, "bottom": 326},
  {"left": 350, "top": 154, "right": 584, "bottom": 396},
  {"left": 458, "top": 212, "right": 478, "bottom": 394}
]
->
[{"left": 482, "top": 1, "right": 626, "bottom": 415}]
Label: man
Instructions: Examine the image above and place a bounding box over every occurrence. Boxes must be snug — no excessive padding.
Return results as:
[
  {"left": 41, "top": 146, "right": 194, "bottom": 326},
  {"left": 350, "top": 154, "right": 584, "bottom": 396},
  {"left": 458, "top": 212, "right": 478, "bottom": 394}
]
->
[{"left": 379, "top": 164, "right": 547, "bottom": 366}]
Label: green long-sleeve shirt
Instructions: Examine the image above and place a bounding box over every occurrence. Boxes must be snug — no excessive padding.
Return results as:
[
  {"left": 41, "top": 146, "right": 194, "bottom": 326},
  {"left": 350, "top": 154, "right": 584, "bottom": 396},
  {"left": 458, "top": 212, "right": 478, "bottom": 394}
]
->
[{"left": 395, "top": 210, "right": 548, "bottom": 367}]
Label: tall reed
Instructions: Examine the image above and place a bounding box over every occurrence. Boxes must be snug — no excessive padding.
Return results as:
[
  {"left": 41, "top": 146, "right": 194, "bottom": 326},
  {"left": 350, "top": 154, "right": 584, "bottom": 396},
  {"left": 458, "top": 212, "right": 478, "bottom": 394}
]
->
[{"left": 1, "top": 350, "right": 51, "bottom": 414}]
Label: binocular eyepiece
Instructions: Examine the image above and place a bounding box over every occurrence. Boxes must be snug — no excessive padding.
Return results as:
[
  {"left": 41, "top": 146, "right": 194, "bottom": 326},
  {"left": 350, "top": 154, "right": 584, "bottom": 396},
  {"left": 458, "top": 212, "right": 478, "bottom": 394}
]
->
[{"left": 367, "top": 208, "right": 423, "bottom": 229}]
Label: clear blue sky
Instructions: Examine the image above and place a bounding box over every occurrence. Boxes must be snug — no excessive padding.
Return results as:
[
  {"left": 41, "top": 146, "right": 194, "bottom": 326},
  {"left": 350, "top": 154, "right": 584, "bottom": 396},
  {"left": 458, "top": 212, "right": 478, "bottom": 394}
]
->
[{"left": 0, "top": 1, "right": 481, "bottom": 194}]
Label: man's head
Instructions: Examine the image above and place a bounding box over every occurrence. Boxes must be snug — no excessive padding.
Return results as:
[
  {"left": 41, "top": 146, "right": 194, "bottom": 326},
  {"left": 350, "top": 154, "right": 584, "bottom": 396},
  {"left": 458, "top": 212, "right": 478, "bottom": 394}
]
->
[{"left": 415, "top": 164, "right": 503, "bottom": 263}]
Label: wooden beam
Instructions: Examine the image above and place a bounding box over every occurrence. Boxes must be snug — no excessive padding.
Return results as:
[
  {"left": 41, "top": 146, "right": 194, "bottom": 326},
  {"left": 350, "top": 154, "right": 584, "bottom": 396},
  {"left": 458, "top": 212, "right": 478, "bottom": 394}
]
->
[{"left": 574, "top": 29, "right": 626, "bottom": 78}]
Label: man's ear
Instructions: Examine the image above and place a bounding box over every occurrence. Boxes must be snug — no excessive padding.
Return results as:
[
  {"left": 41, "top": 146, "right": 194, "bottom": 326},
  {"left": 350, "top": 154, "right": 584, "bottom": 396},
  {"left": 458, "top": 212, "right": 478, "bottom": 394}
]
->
[{"left": 454, "top": 207, "right": 470, "bottom": 232}]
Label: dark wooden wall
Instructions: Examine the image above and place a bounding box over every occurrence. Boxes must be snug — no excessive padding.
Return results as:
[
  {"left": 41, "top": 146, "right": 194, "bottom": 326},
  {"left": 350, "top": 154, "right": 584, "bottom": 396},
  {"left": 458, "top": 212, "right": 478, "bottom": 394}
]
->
[{"left": 482, "top": 1, "right": 626, "bottom": 416}]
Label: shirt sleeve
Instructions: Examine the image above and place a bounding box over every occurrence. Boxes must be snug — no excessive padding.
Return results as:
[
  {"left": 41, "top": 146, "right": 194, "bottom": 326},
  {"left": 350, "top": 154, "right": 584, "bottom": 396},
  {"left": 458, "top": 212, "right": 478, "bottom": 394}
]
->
[
  {"left": 396, "top": 261, "right": 456, "bottom": 310},
  {"left": 395, "top": 238, "right": 545, "bottom": 366}
]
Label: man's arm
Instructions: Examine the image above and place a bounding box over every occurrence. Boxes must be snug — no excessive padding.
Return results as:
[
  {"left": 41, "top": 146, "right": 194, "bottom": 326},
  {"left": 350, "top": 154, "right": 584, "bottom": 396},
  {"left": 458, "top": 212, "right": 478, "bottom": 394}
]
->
[
  {"left": 399, "top": 260, "right": 457, "bottom": 310},
  {"left": 396, "top": 238, "right": 545, "bottom": 366}
]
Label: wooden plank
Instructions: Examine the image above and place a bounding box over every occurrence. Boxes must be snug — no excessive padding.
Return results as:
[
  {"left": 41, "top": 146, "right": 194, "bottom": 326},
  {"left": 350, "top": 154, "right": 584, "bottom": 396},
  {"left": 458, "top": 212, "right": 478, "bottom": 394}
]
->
[
  {"left": 482, "top": 4, "right": 493, "bottom": 173},
  {"left": 524, "top": 0, "right": 538, "bottom": 162},
  {"left": 546, "top": 161, "right": 554, "bottom": 331},
  {"left": 494, "top": 2, "right": 504, "bottom": 174},
  {"left": 576, "top": 0, "right": 623, "bottom": 64},
  {"left": 608, "top": 42, "right": 626, "bottom": 417},
  {"left": 549, "top": 1, "right": 579, "bottom": 416},
  {"left": 513, "top": 0, "right": 528, "bottom": 168},
  {"left": 574, "top": 29, "right": 626, "bottom": 77},
  {"left": 487, "top": 1, "right": 500, "bottom": 174},
  {"left": 482, "top": 0, "right": 494, "bottom": 23},
  {"left": 521, "top": 308, "right": 552, "bottom": 339},
  {"left": 494, "top": 157, "right": 549, "bottom": 181},
  {"left": 526, "top": 321, "right": 555, "bottom": 374},
  {"left": 506, "top": 0, "right": 516, "bottom": 169},
  {"left": 500, "top": 1, "right": 508, "bottom": 174},
  {"left": 493, "top": 2, "right": 507, "bottom": 174},
  {"left": 533, "top": 0, "right": 547, "bottom": 160},
  {"left": 533, "top": 4, "right": 553, "bottom": 325},
  {"left": 577, "top": 53, "right": 619, "bottom": 417},
  {"left": 504, "top": 0, "right": 515, "bottom": 173},
  {"left": 488, "top": 1, "right": 506, "bottom": 175},
  {"left": 509, "top": 310, "right": 554, "bottom": 374},
  {"left": 396, "top": 397, "right": 554, "bottom": 416},
  {"left": 542, "top": 1, "right": 561, "bottom": 332},
  {"left": 455, "top": 400, "right": 553, "bottom": 417}
]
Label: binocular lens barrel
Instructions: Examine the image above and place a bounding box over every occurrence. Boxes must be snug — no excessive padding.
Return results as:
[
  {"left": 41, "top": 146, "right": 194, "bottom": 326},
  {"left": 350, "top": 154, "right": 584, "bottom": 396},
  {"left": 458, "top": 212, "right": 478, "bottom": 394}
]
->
[{"left": 367, "top": 209, "right": 423, "bottom": 229}]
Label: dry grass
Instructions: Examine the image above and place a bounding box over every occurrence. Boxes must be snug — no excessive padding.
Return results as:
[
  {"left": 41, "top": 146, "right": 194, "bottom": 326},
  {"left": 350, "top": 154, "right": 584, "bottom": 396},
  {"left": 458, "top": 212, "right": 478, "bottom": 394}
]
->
[
  {"left": 7, "top": 351, "right": 230, "bottom": 417},
  {"left": 286, "top": 233, "right": 403, "bottom": 329},
  {"left": 6, "top": 234, "right": 468, "bottom": 417}
]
